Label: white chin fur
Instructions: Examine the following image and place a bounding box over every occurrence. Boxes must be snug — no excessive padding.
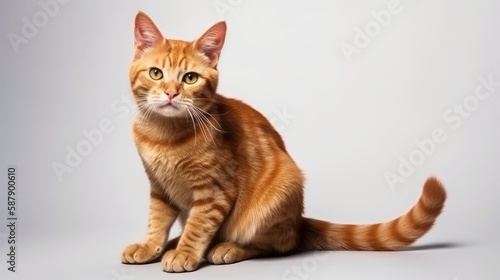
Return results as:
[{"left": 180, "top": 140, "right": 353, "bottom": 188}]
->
[{"left": 153, "top": 106, "right": 186, "bottom": 117}]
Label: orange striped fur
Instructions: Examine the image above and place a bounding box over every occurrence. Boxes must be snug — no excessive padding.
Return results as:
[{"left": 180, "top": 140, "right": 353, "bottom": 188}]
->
[{"left": 121, "top": 12, "right": 447, "bottom": 272}]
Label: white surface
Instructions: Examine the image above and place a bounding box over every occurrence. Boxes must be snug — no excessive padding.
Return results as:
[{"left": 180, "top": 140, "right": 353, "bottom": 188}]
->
[{"left": 1, "top": 0, "right": 499, "bottom": 279}]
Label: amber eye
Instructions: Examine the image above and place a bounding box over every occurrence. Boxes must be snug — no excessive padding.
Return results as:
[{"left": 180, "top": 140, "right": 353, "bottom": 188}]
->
[
  {"left": 149, "top": 68, "right": 163, "bottom": 80},
  {"left": 182, "top": 72, "right": 198, "bottom": 84}
]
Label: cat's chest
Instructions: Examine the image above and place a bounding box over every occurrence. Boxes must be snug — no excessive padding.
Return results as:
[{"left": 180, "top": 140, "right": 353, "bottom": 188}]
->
[
  {"left": 139, "top": 143, "right": 179, "bottom": 176},
  {"left": 137, "top": 142, "right": 197, "bottom": 208}
]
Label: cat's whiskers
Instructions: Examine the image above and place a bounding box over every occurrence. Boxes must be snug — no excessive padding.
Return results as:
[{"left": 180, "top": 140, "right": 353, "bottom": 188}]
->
[
  {"left": 186, "top": 102, "right": 217, "bottom": 147},
  {"left": 188, "top": 103, "right": 226, "bottom": 134},
  {"left": 192, "top": 98, "right": 230, "bottom": 117},
  {"left": 128, "top": 105, "right": 142, "bottom": 117},
  {"left": 141, "top": 103, "right": 157, "bottom": 124},
  {"left": 195, "top": 109, "right": 214, "bottom": 144},
  {"left": 185, "top": 107, "right": 198, "bottom": 145},
  {"left": 190, "top": 108, "right": 210, "bottom": 143},
  {"left": 132, "top": 95, "right": 155, "bottom": 123}
]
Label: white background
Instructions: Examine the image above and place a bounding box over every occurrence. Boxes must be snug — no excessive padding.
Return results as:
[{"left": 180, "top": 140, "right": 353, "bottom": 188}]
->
[{"left": 1, "top": 0, "right": 499, "bottom": 279}]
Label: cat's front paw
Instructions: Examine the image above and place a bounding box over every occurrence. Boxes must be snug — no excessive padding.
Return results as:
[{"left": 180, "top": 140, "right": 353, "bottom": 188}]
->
[
  {"left": 162, "top": 249, "right": 200, "bottom": 272},
  {"left": 121, "top": 243, "right": 163, "bottom": 264}
]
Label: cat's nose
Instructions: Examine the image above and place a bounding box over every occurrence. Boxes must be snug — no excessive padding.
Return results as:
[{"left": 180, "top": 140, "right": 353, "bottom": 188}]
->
[{"left": 164, "top": 90, "right": 179, "bottom": 100}]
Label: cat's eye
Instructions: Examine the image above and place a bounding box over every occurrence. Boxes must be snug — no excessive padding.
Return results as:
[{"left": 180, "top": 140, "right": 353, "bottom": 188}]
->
[
  {"left": 182, "top": 72, "right": 198, "bottom": 84},
  {"left": 149, "top": 68, "right": 163, "bottom": 80}
]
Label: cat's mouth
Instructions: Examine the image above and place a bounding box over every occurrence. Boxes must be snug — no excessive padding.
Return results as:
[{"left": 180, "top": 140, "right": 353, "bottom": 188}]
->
[
  {"left": 158, "top": 102, "right": 179, "bottom": 109},
  {"left": 154, "top": 102, "right": 185, "bottom": 117}
]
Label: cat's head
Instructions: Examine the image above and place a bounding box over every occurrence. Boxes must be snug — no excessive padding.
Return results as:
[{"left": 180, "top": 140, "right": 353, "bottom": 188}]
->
[{"left": 129, "top": 11, "right": 226, "bottom": 118}]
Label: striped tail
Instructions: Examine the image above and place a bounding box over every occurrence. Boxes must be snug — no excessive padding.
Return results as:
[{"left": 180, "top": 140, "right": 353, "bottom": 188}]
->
[{"left": 300, "top": 177, "right": 447, "bottom": 251}]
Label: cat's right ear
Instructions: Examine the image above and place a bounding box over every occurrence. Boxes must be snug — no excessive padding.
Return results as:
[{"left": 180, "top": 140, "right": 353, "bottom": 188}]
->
[{"left": 134, "top": 11, "right": 163, "bottom": 57}]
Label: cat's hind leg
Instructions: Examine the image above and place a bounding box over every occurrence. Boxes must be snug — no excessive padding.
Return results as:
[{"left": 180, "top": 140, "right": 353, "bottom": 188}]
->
[
  {"left": 206, "top": 219, "right": 300, "bottom": 265},
  {"left": 206, "top": 242, "right": 266, "bottom": 265}
]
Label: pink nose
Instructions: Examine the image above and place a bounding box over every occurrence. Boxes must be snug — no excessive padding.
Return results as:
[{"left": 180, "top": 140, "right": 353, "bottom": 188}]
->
[{"left": 164, "top": 91, "right": 179, "bottom": 100}]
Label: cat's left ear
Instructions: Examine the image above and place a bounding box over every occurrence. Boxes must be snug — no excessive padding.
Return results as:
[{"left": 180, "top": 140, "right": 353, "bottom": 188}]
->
[{"left": 194, "top": 21, "right": 227, "bottom": 67}]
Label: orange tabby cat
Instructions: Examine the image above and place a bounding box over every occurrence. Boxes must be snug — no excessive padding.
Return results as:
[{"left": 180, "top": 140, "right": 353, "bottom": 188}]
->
[{"left": 121, "top": 11, "right": 447, "bottom": 273}]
